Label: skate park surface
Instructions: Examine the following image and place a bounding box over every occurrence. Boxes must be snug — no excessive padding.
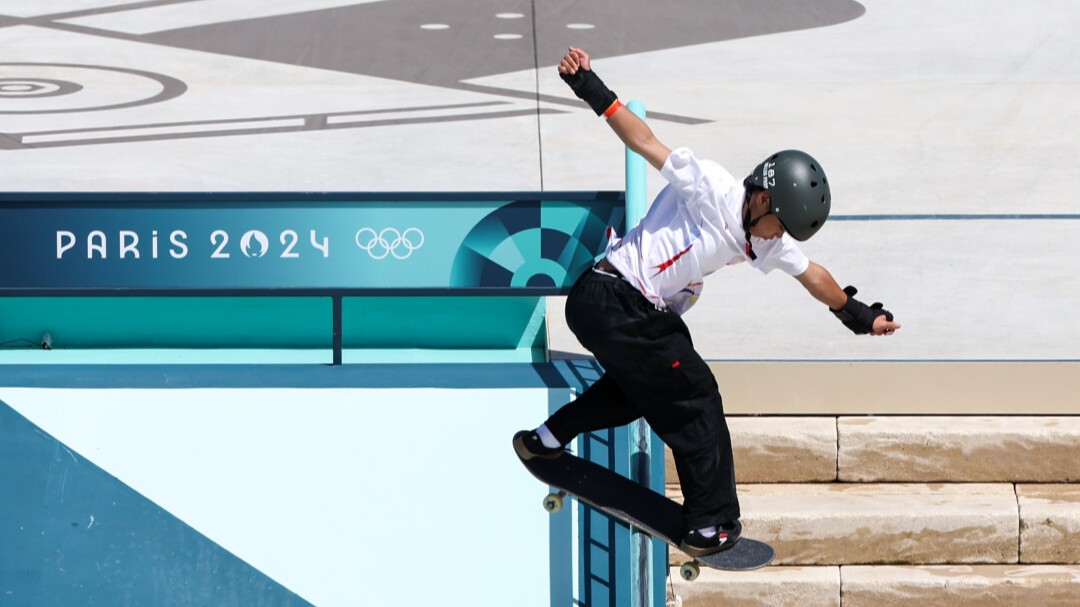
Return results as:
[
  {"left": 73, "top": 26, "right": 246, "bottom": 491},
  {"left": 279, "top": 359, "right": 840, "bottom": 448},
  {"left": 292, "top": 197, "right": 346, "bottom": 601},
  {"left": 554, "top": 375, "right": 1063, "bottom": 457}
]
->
[{"left": 0, "top": 0, "right": 1077, "bottom": 362}]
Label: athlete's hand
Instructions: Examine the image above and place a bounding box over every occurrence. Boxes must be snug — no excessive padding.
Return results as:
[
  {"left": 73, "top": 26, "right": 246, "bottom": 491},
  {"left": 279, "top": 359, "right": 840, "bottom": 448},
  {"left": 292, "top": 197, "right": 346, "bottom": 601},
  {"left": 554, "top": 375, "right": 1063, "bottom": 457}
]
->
[
  {"left": 827, "top": 285, "right": 900, "bottom": 336},
  {"left": 871, "top": 315, "right": 901, "bottom": 336},
  {"left": 558, "top": 47, "right": 591, "bottom": 75}
]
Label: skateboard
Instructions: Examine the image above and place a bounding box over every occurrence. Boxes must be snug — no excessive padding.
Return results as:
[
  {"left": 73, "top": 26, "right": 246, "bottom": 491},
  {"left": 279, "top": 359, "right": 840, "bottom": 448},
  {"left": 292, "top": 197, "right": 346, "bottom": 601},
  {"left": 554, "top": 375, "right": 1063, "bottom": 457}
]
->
[{"left": 518, "top": 448, "right": 775, "bottom": 581}]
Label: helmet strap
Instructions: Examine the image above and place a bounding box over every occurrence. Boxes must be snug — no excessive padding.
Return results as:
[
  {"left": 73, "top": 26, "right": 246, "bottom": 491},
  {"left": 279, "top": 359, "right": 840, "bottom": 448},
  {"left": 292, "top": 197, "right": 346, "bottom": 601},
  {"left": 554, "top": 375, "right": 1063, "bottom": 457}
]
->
[{"left": 742, "top": 190, "right": 774, "bottom": 261}]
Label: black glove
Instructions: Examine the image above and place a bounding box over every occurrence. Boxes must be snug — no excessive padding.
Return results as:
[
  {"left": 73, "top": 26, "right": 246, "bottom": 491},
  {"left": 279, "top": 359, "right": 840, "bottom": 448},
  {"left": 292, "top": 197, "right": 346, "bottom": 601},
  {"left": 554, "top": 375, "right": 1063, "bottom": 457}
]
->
[
  {"left": 830, "top": 286, "right": 893, "bottom": 335},
  {"left": 560, "top": 68, "right": 619, "bottom": 117}
]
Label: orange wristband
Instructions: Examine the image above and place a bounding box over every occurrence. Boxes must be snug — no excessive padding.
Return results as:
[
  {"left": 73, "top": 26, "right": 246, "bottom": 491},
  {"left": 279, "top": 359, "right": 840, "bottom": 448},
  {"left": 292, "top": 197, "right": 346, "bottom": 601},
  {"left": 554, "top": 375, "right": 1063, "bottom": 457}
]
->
[{"left": 602, "top": 99, "right": 623, "bottom": 118}]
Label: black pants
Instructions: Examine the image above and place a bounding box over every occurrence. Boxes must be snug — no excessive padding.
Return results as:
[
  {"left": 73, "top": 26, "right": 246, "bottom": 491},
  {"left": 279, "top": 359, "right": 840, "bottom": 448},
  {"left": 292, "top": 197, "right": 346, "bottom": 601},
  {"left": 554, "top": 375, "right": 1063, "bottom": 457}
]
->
[{"left": 544, "top": 269, "right": 740, "bottom": 530}]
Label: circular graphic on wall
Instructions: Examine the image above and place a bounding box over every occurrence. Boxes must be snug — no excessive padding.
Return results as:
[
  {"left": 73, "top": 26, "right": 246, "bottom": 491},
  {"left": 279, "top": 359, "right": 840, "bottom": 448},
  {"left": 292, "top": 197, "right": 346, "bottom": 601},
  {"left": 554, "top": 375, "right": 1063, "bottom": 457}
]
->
[
  {"left": 450, "top": 199, "right": 624, "bottom": 290},
  {"left": 0, "top": 63, "right": 186, "bottom": 114}
]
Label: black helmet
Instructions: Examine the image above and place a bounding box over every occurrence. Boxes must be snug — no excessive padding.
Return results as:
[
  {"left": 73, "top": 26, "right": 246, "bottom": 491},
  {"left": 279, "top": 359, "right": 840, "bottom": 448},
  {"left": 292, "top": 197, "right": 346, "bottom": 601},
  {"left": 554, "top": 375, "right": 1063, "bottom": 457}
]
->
[{"left": 748, "top": 150, "right": 831, "bottom": 241}]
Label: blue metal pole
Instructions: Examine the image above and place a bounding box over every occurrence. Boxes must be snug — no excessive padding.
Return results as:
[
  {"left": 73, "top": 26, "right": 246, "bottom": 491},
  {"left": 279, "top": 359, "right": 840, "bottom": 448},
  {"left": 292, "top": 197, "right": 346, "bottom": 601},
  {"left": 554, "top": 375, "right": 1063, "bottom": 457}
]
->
[
  {"left": 624, "top": 100, "right": 648, "bottom": 227},
  {"left": 623, "top": 100, "right": 667, "bottom": 607}
]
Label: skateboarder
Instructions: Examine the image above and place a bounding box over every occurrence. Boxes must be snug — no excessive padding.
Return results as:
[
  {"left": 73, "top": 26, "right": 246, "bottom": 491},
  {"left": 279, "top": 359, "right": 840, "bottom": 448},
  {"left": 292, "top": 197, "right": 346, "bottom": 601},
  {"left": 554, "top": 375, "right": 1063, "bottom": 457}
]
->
[{"left": 514, "top": 47, "right": 900, "bottom": 558}]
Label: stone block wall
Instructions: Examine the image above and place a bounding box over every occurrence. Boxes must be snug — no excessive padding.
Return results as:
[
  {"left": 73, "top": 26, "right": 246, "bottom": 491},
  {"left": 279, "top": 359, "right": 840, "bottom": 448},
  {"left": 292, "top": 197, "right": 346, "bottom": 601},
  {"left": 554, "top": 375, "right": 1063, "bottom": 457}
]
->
[{"left": 665, "top": 416, "right": 1080, "bottom": 607}]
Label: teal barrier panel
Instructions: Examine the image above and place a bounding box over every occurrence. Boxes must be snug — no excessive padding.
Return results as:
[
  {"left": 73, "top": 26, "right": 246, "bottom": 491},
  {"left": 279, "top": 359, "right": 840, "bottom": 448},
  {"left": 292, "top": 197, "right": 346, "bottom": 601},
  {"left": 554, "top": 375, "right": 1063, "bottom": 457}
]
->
[
  {"left": 0, "top": 192, "right": 623, "bottom": 293},
  {"left": 0, "top": 297, "right": 330, "bottom": 349},
  {"left": 0, "top": 192, "right": 624, "bottom": 362},
  {"left": 342, "top": 295, "right": 548, "bottom": 363}
]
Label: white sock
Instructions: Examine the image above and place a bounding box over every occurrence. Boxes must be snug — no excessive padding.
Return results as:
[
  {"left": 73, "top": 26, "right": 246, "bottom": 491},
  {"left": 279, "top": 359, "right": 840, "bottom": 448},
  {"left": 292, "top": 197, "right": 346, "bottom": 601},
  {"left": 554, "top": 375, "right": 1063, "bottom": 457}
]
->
[
  {"left": 536, "top": 424, "right": 561, "bottom": 449},
  {"left": 695, "top": 526, "right": 718, "bottom": 538}
]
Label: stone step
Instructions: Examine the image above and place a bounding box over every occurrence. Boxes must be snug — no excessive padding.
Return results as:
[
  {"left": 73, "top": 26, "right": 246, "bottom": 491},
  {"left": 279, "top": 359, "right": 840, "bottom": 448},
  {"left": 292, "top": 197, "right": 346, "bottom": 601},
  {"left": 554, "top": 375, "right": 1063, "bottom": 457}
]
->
[
  {"left": 667, "top": 566, "right": 1080, "bottom": 607},
  {"left": 665, "top": 416, "right": 838, "bottom": 485},
  {"left": 839, "top": 565, "right": 1080, "bottom": 607},
  {"left": 667, "top": 566, "right": 840, "bottom": 607},
  {"left": 665, "top": 416, "right": 1080, "bottom": 485},
  {"left": 838, "top": 416, "right": 1080, "bottom": 482},
  {"left": 1018, "top": 484, "right": 1080, "bottom": 564},
  {"left": 668, "top": 484, "right": 1020, "bottom": 566}
]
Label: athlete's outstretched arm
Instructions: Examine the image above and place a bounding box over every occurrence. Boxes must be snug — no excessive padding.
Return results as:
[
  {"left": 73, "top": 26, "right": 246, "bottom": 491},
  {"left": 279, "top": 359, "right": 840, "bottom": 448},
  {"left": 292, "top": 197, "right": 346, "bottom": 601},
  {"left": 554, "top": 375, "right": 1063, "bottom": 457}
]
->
[
  {"left": 795, "top": 262, "right": 848, "bottom": 309},
  {"left": 605, "top": 107, "right": 671, "bottom": 171},
  {"left": 558, "top": 47, "right": 671, "bottom": 171},
  {"left": 796, "top": 262, "right": 900, "bottom": 336}
]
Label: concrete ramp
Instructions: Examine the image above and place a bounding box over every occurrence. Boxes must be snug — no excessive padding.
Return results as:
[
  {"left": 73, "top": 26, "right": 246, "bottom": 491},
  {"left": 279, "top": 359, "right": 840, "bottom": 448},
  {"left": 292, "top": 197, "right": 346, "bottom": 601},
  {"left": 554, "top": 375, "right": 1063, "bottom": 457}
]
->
[{"left": 0, "top": 387, "right": 555, "bottom": 606}]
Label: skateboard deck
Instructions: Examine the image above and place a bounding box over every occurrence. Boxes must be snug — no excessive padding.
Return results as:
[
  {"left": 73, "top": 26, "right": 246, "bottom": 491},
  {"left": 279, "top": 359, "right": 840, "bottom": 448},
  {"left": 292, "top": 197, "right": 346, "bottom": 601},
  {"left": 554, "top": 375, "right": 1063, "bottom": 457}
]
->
[{"left": 518, "top": 448, "right": 774, "bottom": 578}]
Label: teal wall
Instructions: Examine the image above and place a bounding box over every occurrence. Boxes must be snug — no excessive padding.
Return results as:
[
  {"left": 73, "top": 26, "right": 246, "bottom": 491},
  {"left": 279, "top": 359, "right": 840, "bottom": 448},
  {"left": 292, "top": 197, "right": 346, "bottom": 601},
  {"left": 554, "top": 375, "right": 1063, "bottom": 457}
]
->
[
  {"left": 0, "top": 295, "right": 545, "bottom": 355},
  {"left": 0, "top": 385, "right": 557, "bottom": 606},
  {"left": 0, "top": 297, "right": 331, "bottom": 348},
  {"left": 342, "top": 296, "right": 545, "bottom": 350}
]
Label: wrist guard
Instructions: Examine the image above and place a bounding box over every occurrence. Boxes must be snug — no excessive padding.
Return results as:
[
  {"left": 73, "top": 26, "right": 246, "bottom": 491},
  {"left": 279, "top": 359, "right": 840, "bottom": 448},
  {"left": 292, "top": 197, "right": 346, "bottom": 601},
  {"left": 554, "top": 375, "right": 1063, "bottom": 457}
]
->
[
  {"left": 560, "top": 68, "right": 619, "bottom": 116},
  {"left": 830, "top": 286, "right": 893, "bottom": 335}
]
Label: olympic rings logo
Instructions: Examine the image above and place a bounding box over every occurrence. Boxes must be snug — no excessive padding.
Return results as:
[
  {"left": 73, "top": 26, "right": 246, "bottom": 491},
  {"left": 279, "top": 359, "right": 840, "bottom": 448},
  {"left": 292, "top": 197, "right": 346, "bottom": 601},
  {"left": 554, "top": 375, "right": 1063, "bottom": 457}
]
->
[{"left": 354, "top": 227, "right": 425, "bottom": 260}]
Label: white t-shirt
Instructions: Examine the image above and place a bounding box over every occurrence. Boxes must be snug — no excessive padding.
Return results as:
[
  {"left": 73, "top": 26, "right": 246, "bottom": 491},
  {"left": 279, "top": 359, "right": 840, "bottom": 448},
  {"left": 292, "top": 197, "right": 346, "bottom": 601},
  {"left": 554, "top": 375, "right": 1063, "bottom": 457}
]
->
[{"left": 605, "top": 147, "right": 810, "bottom": 315}]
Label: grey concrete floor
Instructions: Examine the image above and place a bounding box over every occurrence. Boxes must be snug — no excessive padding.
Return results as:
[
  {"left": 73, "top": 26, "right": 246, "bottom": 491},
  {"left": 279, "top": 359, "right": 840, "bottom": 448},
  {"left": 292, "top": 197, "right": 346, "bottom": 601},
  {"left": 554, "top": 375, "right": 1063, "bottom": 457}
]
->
[{"left": 2, "top": 0, "right": 1078, "bottom": 360}]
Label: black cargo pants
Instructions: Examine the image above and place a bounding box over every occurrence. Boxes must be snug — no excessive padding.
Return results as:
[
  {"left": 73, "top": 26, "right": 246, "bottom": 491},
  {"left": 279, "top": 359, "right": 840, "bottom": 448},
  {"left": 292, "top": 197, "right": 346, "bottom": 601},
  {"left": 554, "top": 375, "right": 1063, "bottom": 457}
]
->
[{"left": 543, "top": 268, "right": 740, "bottom": 530}]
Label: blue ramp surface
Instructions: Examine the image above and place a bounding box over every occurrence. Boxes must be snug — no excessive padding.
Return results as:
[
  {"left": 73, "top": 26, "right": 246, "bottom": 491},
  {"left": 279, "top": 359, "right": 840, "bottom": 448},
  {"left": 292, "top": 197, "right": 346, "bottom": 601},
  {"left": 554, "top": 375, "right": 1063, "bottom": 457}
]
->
[{"left": 0, "top": 400, "right": 314, "bottom": 607}]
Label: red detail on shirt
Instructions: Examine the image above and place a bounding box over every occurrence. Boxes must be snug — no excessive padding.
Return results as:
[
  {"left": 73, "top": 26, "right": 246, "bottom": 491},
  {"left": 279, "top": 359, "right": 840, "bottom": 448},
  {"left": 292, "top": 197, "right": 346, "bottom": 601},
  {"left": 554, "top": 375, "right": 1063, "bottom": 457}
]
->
[
  {"left": 671, "top": 361, "right": 681, "bottom": 369},
  {"left": 652, "top": 243, "right": 694, "bottom": 276}
]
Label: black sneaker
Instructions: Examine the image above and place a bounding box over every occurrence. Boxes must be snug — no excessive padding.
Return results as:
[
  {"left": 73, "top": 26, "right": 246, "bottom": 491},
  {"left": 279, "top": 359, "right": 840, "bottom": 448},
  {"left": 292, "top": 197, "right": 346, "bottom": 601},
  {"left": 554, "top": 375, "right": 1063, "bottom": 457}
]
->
[
  {"left": 679, "top": 519, "right": 742, "bottom": 557},
  {"left": 513, "top": 430, "right": 565, "bottom": 461}
]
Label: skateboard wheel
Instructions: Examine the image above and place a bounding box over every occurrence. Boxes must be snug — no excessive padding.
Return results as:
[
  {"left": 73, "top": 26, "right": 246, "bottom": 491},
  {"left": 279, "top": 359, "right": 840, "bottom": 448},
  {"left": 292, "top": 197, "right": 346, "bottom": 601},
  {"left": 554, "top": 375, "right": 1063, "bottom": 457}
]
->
[
  {"left": 679, "top": 562, "right": 700, "bottom": 582},
  {"left": 543, "top": 492, "right": 564, "bottom": 513}
]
